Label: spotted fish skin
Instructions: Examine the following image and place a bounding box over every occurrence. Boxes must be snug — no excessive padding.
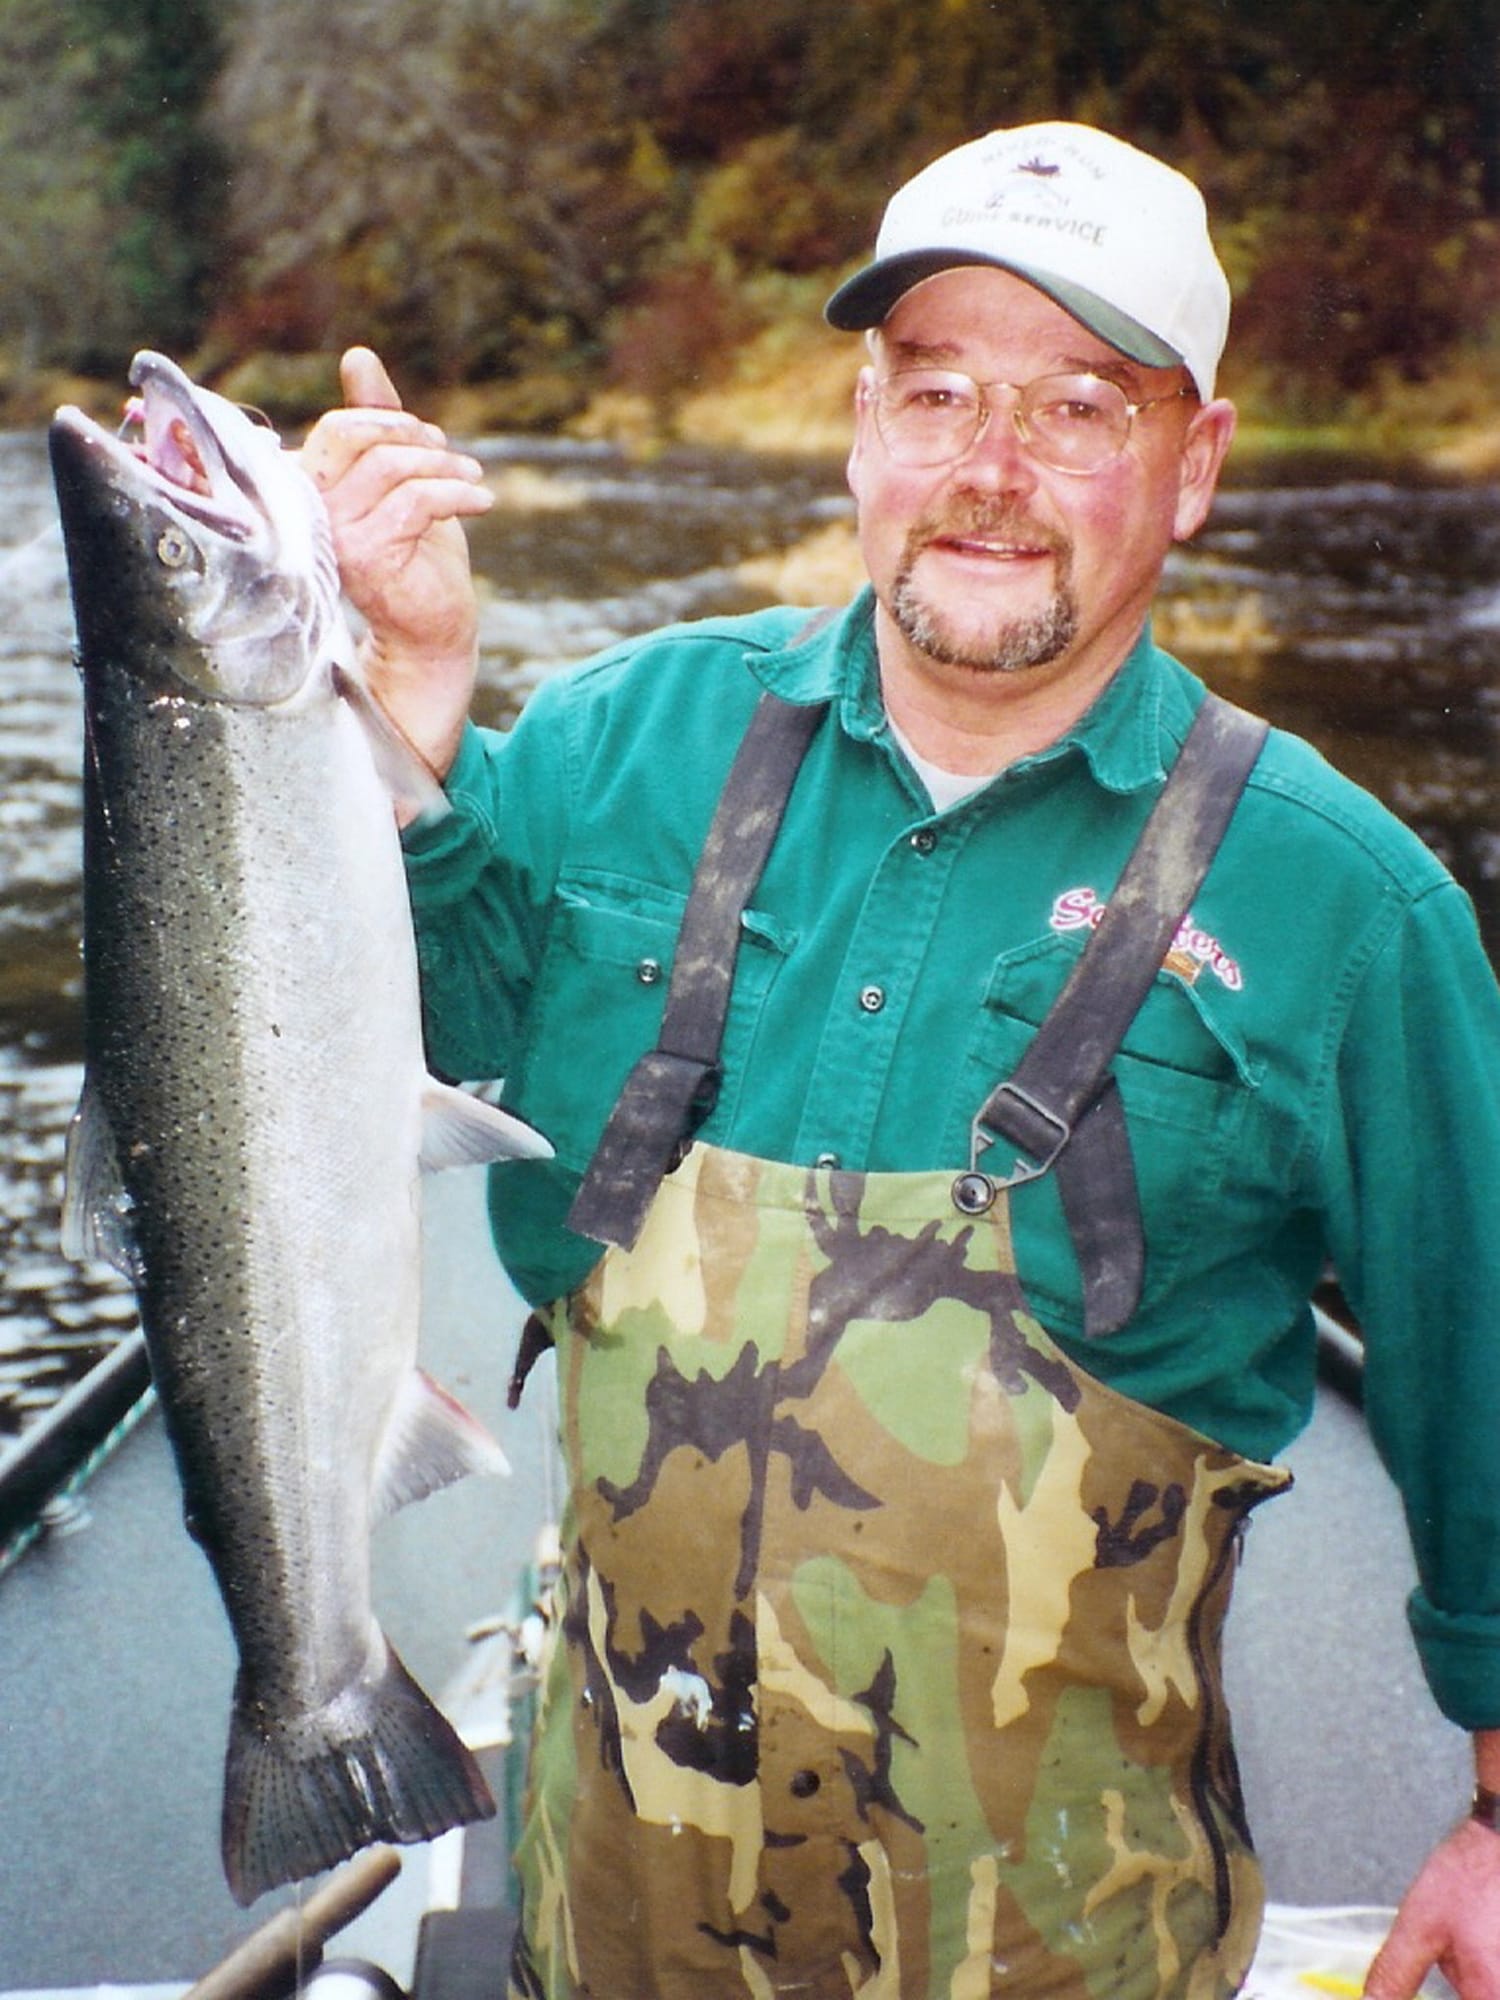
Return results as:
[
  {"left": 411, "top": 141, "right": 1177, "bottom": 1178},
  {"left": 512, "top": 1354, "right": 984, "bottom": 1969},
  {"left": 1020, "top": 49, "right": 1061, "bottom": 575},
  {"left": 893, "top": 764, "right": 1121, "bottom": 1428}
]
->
[{"left": 49, "top": 353, "right": 550, "bottom": 1905}]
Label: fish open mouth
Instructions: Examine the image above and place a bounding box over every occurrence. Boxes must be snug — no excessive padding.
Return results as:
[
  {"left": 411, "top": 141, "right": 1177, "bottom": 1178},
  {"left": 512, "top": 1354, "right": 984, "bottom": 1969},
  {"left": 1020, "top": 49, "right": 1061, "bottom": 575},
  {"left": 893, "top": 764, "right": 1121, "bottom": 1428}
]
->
[
  {"left": 57, "top": 351, "right": 279, "bottom": 546},
  {"left": 122, "top": 393, "right": 215, "bottom": 498},
  {"left": 52, "top": 349, "right": 345, "bottom": 708}
]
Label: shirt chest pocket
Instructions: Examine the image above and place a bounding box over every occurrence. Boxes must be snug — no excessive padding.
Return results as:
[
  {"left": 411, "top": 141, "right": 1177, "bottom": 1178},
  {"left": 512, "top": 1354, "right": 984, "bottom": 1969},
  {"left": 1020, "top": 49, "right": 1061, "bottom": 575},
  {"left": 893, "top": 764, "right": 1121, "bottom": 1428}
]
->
[
  {"left": 516, "top": 874, "right": 793, "bottom": 1172},
  {"left": 958, "top": 933, "right": 1266, "bottom": 1332}
]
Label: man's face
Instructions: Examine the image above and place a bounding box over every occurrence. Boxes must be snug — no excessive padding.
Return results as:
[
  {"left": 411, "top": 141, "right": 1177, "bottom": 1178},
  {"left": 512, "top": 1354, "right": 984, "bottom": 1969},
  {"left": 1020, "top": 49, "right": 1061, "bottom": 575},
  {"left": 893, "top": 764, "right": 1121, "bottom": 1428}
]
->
[{"left": 846, "top": 267, "right": 1233, "bottom": 709}]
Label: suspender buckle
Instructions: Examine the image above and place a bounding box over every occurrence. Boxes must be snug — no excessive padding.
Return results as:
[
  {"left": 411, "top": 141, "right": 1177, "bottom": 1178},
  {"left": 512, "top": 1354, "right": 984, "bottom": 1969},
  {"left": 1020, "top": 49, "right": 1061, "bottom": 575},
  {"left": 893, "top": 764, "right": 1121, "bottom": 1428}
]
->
[
  {"left": 971, "top": 1084, "right": 1072, "bottom": 1188},
  {"left": 955, "top": 1089, "right": 1071, "bottom": 1215}
]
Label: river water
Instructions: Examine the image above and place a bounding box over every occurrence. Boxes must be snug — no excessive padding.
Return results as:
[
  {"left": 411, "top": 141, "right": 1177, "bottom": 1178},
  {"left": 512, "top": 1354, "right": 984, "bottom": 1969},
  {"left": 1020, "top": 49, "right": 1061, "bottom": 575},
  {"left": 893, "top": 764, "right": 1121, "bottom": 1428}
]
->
[{"left": 2, "top": 430, "right": 1498, "bottom": 1444}]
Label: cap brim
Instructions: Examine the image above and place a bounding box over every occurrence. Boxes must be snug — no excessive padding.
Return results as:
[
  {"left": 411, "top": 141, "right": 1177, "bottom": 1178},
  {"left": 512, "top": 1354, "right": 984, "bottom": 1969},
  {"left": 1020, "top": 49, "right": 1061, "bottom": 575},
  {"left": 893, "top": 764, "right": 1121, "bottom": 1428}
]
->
[{"left": 824, "top": 250, "right": 1183, "bottom": 372}]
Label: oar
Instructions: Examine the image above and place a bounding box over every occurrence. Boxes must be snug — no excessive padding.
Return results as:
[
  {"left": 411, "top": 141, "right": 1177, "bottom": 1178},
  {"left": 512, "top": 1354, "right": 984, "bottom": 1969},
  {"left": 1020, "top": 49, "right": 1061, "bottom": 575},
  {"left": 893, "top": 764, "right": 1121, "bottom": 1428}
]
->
[{"left": 181, "top": 1846, "right": 403, "bottom": 2000}]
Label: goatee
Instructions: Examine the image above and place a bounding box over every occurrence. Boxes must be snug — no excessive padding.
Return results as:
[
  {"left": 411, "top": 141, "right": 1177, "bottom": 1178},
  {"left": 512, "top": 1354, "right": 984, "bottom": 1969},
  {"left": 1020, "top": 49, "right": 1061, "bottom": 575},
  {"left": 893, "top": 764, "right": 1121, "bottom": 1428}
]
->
[{"left": 889, "top": 504, "right": 1079, "bottom": 674}]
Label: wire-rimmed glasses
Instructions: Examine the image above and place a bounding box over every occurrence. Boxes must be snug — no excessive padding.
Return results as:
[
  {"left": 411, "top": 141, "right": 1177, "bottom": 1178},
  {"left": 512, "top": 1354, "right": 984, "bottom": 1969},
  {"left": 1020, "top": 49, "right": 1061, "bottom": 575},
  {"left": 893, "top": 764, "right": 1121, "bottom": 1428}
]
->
[{"left": 867, "top": 368, "right": 1194, "bottom": 475}]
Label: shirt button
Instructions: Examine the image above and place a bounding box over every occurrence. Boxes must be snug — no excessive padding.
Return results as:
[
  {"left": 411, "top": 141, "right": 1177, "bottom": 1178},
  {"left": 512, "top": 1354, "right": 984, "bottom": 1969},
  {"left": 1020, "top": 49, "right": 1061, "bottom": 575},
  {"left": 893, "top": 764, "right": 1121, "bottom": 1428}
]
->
[
  {"left": 635, "top": 957, "right": 663, "bottom": 985},
  {"left": 910, "top": 827, "right": 937, "bottom": 854},
  {"left": 858, "top": 983, "right": 886, "bottom": 1014},
  {"left": 788, "top": 1768, "right": 821, "bottom": 1798}
]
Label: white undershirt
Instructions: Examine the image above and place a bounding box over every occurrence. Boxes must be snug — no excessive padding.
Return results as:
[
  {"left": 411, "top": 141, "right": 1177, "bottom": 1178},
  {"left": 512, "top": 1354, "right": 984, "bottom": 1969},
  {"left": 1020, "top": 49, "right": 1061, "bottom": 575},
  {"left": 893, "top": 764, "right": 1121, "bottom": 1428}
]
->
[{"left": 886, "top": 714, "right": 993, "bottom": 813}]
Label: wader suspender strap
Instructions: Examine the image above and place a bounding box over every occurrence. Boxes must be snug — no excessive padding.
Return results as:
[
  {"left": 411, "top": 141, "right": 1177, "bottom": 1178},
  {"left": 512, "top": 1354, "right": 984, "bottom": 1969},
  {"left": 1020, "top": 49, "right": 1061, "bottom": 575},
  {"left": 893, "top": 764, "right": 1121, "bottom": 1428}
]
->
[
  {"left": 568, "top": 672, "right": 1267, "bottom": 1340},
  {"left": 966, "top": 694, "right": 1268, "bottom": 1336},
  {"left": 566, "top": 690, "right": 827, "bottom": 1249}
]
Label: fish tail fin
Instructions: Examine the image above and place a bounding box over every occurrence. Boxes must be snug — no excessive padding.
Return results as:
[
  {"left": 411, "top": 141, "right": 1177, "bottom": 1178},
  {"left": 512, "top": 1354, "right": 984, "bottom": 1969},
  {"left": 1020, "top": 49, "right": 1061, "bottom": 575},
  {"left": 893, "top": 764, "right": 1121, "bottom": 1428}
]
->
[{"left": 221, "top": 1633, "right": 495, "bottom": 1906}]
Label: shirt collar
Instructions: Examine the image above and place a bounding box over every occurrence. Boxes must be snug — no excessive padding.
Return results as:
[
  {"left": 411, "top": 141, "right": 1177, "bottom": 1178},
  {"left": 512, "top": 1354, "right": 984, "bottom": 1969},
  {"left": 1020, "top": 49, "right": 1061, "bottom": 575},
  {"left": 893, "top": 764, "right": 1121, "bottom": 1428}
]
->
[{"left": 748, "top": 587, "right": 1195, "bottom": 797}]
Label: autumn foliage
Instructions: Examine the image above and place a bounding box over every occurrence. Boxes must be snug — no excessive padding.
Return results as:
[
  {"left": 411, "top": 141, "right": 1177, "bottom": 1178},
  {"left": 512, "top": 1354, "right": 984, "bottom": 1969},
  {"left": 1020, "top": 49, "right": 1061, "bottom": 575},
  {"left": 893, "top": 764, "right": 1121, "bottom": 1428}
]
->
[{"left": 0, "top": 0, "right": 1496, "bottom": 419}]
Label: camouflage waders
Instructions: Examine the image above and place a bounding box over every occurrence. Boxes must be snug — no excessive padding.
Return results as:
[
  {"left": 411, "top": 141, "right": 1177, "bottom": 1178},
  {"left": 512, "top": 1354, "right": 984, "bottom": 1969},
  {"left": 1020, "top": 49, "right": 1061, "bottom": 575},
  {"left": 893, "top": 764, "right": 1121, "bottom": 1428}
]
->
[
  {"left": 509, "top": 685, "right": 1285, "bottom": 1998},
  {"left": 510, "top": 1149, "right": 1288, "bottom": 1999}
]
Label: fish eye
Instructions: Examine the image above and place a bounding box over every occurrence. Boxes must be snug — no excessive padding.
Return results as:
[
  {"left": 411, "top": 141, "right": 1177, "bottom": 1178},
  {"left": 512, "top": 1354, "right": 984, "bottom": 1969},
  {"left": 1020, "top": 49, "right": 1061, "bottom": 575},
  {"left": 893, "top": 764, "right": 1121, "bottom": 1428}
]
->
[{"left": 157, "top": 526, "right": 194, "bottom": 568}]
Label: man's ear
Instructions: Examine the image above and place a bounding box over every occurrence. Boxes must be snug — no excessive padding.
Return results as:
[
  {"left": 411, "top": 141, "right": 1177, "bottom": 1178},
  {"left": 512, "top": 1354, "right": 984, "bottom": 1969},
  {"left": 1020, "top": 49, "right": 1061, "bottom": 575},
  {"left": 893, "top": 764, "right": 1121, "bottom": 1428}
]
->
[
  {"left": 846, "top": 363, "right": 878, "bottom": 497},
  {"left": 1173, "top": 398, "right": 1237, "bottom": 542}
]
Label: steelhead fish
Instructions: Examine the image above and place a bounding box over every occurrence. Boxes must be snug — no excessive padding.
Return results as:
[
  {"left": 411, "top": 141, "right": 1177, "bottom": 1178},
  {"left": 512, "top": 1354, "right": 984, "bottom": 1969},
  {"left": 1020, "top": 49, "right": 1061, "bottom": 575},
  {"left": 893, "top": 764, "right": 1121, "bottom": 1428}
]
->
[{"left": 49, "top": 352, "right": 551, "bottom": 1905}]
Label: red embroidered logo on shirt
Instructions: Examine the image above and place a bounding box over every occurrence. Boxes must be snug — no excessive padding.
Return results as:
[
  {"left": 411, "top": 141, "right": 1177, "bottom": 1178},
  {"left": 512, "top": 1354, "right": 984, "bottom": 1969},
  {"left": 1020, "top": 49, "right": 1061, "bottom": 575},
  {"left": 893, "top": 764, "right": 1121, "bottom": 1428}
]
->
[{"left": 1050, "top": 887, "right": 1245, "bottom": 991}]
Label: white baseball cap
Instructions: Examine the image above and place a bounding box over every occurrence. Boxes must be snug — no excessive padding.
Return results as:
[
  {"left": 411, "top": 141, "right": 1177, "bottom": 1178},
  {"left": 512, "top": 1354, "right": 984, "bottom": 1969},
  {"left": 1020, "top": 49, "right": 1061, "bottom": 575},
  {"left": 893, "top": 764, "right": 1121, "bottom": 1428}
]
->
[{"left": 825, "top": 122, "right": 1230, "bottom": 400}]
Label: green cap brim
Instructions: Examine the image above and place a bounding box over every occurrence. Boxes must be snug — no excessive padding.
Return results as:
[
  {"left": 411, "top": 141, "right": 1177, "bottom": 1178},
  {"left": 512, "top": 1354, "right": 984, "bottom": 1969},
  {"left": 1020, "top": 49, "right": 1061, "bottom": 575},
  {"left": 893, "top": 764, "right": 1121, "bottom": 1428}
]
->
[{"left": 825, "top": 250, "right": 1183, "bottom": 371}]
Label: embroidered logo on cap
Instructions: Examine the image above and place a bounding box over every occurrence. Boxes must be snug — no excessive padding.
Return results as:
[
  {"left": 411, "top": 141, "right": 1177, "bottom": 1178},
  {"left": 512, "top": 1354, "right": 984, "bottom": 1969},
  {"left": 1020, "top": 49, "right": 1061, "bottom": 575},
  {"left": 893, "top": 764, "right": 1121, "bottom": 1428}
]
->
[
  {"left": 962, "top": 145, "right": 1106, "bottom": 241},
  {"left": 1050, "top": 887, "right": 1244, "bottom": 991}
]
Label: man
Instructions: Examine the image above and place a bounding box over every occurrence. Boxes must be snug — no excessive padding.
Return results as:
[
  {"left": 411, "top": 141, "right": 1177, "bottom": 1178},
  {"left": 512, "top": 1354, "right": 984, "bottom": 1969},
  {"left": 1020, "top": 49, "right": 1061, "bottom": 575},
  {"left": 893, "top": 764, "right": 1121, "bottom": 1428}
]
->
[{"left": 305, "top": 124, "right": 1500, "bottom": 1998}]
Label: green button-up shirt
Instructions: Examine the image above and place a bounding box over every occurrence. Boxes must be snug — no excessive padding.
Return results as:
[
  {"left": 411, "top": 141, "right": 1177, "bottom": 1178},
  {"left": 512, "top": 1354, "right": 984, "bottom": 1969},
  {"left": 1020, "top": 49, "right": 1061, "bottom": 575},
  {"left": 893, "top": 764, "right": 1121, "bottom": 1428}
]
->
[{"left": 404, "top": 589, "right": 1500, "bottom": 1727}]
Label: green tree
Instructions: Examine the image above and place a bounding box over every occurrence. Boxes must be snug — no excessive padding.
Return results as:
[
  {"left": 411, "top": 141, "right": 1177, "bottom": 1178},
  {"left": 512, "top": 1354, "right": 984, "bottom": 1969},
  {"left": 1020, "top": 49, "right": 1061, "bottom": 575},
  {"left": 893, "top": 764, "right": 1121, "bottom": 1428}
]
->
[
  {"left": 64, "top": 0, "right": 229, "bottom": 361},
  {"left": 4, "top": 0, "right": 1499, "bottom": 401},
  {"left": 213, "top": 0, "right": 661, "bottom": 385},
  {"left": 0, "top": 0, "right": 125, "bottom": 371}
]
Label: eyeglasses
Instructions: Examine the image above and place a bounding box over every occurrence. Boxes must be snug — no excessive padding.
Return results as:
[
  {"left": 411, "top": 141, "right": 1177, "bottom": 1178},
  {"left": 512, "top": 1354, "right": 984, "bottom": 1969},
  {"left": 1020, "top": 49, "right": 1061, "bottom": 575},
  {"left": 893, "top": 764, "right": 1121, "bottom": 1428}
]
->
[{"left": 866, "top": 368, "right": 1195, "bottom": 476}]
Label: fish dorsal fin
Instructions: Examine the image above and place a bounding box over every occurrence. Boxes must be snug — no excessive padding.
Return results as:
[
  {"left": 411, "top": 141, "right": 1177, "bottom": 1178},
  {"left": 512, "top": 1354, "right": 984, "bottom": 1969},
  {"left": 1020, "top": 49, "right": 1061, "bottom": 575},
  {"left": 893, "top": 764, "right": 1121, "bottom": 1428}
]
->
[
  {"left": 60, "top": 1078, "right": 144, "bottom": 1282},
  {"left": 332, "top": 660, "right": 451, "bottom": 828},
  {"left": 420, "top": 1077, "right": 553, "bottom": 1171},
  {"left": 372, "top": 1368, "right": 509, "bottom": 1520}
]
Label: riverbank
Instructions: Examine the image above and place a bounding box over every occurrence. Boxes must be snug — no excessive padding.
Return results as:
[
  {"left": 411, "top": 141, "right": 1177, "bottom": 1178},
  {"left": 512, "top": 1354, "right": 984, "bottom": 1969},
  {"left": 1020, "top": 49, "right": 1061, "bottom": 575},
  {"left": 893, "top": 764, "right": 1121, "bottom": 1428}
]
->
[
  {"left": 446, "top": 325, "right": 1500, "bottom": 481},
  {"left": 5, "top": 316, "right": 1498, "bottom": 478},
  {"left": 435, "top": 314, "right": 1500, "bottom": 480}
]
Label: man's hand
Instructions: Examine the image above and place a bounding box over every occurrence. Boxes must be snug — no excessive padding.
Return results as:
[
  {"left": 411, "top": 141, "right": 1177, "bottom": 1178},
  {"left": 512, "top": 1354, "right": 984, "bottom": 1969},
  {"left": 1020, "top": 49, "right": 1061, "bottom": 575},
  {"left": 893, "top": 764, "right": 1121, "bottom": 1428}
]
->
[
  {"left": 300, "top": 346, "right": 492, "bottom": 779},
  {"left": 1364, "top": 1817, "right": 1500, "bottom": 1998}
]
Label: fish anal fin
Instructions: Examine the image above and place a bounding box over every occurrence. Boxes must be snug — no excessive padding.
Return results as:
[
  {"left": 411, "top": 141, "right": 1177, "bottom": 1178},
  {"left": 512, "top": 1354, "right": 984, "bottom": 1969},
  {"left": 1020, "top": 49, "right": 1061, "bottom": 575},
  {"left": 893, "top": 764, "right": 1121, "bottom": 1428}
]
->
[
  {"left": 373, "top": 1368, "right": 509, "bottom": 1521},
  {"left": 221, "top": 1632, "right": 496, "bottom": 1906},
  {"left": 420, "top": 1077, "right": 553, "bottom": 1172},
  {"left": 60, "top": 1078, "right": 144, "bottom": 1282}
]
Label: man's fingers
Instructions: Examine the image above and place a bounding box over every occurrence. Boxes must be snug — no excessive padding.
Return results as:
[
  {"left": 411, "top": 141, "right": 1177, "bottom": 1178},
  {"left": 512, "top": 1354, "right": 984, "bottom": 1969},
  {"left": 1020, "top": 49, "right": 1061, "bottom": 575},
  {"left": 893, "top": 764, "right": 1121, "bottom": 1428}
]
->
[
  {"left": 305, "top": 349, "right": 487, "bottom": 678},
  {"left": 1363, "top": 1947, "right": 1422, "bottom": 1997},
  {"left": 303, "top": 349, "right": 473, "bottom": 498},
  {"left": 340, "top": 345, "right": 403, "bottom": 411},
  {"left": 322, "top": 441, "right": 490, "bottom": 525},
  {"left": 300, "top": 414, "right": 462, "bottom": 494},
  {"left": 341, "top": 476, "right": 494, "bottom": 564}
]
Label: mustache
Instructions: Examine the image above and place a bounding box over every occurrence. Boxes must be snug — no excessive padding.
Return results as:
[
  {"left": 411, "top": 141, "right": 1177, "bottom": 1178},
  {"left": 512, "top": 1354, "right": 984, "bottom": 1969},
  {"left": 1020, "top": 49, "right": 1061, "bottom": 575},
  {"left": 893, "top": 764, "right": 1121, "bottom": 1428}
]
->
[{"left": 907, "top": 497, "right": 1071, "bottom": 557}]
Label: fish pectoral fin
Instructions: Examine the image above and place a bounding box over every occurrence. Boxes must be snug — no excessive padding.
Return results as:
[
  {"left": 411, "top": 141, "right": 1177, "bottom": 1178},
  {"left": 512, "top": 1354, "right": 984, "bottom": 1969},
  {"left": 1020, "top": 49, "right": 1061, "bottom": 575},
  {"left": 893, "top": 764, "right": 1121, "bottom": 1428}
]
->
[
  {"left": 420, "top": 1076, "right": 554, "bottom": 1170},
  {"left": 60, "top": 1079, "right": 144, "bottom": 1282},
  {"left": 333, "top": 660, "right": 451, "bottom": 827},
  {"left": 373, "top": 1367, "right": 510, "bottom": 1520}
]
